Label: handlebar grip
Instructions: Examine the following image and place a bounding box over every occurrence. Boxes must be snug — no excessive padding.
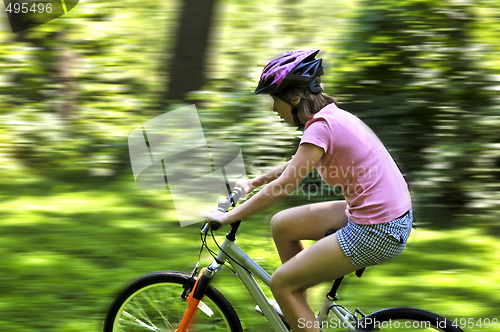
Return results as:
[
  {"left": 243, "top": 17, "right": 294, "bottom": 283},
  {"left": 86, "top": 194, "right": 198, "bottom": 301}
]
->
[
  {"left": 211, "top": 207, "right": 225, "bottom": 230},
  {"left": 201, "top": 221, "right": 221, "bottom": 233}
]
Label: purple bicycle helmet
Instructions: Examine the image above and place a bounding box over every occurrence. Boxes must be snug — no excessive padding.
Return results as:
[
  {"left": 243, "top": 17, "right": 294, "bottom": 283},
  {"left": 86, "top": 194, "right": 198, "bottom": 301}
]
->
[{"left": 254, "top": 49, "right": 324, "bottom": 95}]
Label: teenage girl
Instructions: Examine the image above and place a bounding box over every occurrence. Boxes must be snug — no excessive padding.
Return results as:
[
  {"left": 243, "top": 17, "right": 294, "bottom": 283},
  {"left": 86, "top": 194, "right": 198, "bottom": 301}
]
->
[{"left": 208, "top": 49, "right": 412, "bottom": 332}]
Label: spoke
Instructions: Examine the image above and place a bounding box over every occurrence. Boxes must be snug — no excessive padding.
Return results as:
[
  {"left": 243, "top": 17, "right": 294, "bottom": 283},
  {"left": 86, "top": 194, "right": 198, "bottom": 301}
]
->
[
  {"left": 128, "top": 299, "right": 155, "bottom": 327},
  {"left": 111, "top": 280, "right": 234, "bottom": 332},
  {"left": 143, "top": 291, "right": 176, "bottom": 331},
  {"left": 122, "top": 311, "right": 160, "bottom": 331}
]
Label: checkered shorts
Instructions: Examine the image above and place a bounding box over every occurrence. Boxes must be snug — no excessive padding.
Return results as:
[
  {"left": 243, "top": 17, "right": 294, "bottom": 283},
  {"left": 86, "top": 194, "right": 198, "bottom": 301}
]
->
[{"left": 337, "top": 209, "right": 413, "bottom": 268}]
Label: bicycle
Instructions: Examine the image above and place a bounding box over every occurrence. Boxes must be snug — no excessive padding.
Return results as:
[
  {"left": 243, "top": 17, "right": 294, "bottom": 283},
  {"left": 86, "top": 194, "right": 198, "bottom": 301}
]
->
[{"left": 103, "top": 187, "right": 464, "bottom": 332}]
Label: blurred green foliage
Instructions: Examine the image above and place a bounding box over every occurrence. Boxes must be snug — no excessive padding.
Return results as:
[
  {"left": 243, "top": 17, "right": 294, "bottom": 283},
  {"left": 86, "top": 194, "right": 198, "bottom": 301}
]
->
[
  {"left": 330, "top": 0, "right": 500, "bottom": 227},
  {"left": 0, "top": 0, "right": 499, "bottom": 331},
  {"left": 0, "top": 165, "right": 498, "bottom": 331},
  {"left": 0, "top": 0, "right": 176, "bottom": 180}
]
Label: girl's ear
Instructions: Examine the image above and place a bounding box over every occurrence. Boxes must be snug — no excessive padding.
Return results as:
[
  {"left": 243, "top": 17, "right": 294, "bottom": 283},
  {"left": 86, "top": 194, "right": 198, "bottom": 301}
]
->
[{"left": 292, "top": 97, "right": 301, "bottom": 106}]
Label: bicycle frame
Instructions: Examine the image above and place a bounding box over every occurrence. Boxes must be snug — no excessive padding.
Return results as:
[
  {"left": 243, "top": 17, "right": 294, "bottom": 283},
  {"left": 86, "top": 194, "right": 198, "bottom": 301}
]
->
[
  {"left": 176, "top": 187, "right": 362, "bottom": 332},
  {"left": 317, "top": 298, "right": 361, "bottom": 332},
  {"left": 198, "top": 233, "right": 361, "bottom": 332},
  {"left": 211, "top": 235, "right": 289, "bottom": 331},
  {"left": 108, "top": 186, "right": 452, "bottom": 332}
]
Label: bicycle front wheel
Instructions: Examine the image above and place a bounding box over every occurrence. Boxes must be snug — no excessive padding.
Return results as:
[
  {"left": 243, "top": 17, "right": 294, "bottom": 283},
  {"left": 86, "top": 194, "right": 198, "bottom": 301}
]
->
[
  {"left": 360, "top": 307, "right": 463, "bottom": 332},
  {"left": 103, "top": 271, "right": 242, "bottom": 332}
]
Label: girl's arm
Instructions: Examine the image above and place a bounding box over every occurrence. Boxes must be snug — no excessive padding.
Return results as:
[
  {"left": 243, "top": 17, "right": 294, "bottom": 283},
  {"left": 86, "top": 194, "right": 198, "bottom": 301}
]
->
[
  {"left": 238, "top": 160, "right": 292, "bottom": 193},
  {"left": 208, "top": 143, "right": 324, "bottom": 225}
]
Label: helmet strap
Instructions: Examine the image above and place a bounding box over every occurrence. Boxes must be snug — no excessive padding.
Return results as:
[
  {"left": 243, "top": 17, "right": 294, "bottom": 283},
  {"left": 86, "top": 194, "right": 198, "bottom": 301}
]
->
[
  {"left": 292, "top": 108, "right": 301, "bottom": 127},
  {"left": 291, "top": 99, "right": 305, "bottom": 129},
  {"left": 272, "top": 94, "right": 305, "bottom": 129}
]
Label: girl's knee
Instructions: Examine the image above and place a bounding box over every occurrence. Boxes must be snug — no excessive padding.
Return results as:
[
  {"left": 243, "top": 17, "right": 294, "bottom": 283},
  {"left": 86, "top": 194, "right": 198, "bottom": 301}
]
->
[
  {"left": 270, "top": 267, "right": 287, "bottom": 294},
  {"left": 270, "top": 211, "right": 287, "bottom": 236},
  {"left": 270, "top": 267, "right": 304, "bottom": 298}
]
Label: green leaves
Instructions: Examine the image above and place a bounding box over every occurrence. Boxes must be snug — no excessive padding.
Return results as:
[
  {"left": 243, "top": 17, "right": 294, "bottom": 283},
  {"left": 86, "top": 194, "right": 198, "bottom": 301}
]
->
[{"left": 331, "top": 0, "right": 500, "bottom": 224}]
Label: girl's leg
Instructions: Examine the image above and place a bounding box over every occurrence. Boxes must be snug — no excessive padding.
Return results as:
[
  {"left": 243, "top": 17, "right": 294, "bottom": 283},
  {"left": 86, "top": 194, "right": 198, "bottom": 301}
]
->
[
  {"left": 271, "top": 200, "right": 349, "bottom": 264},
  {"left": 270, "top": 233, "right": 359, "bottom": 332},
  {"left": 269, "top": 201, "right": 358, "bottom": 332}
]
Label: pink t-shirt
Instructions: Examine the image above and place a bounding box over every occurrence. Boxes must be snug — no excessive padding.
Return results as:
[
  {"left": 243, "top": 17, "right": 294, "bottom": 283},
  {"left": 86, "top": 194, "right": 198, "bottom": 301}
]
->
[{"left": 300, "top": 103, "right": 411, "bottom": 224}]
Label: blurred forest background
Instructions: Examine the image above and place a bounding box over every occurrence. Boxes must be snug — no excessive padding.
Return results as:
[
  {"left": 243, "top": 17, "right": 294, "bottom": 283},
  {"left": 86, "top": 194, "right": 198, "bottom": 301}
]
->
[{"left": 0, "top": 0, "right": 499, "bottom": 331}]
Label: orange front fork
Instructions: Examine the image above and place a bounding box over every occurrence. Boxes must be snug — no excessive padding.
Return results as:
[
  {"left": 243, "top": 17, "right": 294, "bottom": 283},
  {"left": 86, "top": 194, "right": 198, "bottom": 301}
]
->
[{"left": 176, "top": 268, "right": 206, "bottom": 332}]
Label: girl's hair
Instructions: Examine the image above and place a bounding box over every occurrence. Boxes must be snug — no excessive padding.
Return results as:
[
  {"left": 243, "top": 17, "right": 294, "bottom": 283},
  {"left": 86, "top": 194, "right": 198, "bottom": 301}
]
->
[{"left": 273, "top": 77, "right": 338, "bottom": 120}]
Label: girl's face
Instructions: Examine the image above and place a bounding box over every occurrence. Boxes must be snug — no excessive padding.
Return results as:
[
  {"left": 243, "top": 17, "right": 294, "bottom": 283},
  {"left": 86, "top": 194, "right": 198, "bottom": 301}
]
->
[{"left": 271, "top": 95, "right": 294, "bottom": 124}]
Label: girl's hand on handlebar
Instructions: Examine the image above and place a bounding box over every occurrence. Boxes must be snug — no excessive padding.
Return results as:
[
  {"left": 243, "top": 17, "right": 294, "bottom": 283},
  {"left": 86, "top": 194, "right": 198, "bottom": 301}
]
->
[
  {"left": 208, "top": 209, "right": 229, "bottom": 228},
  {"left": 234, "top": 179, "right": 255, "bottom": 198}
]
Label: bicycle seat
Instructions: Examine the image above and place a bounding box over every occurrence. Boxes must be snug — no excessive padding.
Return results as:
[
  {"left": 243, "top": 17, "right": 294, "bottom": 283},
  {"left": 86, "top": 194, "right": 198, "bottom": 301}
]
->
[{"left": 355, "top": 267, "right": 365, "bottom": 277}]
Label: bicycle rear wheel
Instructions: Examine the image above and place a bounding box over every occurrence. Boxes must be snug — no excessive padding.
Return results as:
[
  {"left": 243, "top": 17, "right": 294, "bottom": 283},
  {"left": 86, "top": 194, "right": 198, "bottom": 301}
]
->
[
  {"left": 360, "top": 307, "right": 463, "bottom": 332},
  {"left": 103, "top": 271, "right": 242, "bottom": 332}
]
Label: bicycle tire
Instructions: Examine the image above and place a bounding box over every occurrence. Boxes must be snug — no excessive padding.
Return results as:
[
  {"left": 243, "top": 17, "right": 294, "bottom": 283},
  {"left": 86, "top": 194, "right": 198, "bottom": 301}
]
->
[
  {"left": 360, "top": 307, "right": 464, "bottom": 332},
  {"left": 103, "top": 271, "right": 243, "bottom": 332}
]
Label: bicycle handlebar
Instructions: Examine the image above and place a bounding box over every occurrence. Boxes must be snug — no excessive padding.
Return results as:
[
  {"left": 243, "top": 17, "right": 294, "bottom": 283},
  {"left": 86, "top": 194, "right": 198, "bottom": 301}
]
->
[{"left": 201, "top": 186, "right": 246, "bottom": 233}]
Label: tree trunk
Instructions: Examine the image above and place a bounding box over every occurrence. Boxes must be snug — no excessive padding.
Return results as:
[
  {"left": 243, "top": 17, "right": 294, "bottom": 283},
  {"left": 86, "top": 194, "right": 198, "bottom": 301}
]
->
[
  {"left": 53, "top": 31, "right": 75, "bottom": 120},
  {"left": 163, "top": 0, "right": 217, "bottom": 105}
]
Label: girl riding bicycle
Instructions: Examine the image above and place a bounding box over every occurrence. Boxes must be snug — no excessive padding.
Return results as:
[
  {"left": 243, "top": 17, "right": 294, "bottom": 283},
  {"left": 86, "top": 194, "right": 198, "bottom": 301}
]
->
[{"left": 208, "top": 49, "right": 412, "bottom": 332}]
